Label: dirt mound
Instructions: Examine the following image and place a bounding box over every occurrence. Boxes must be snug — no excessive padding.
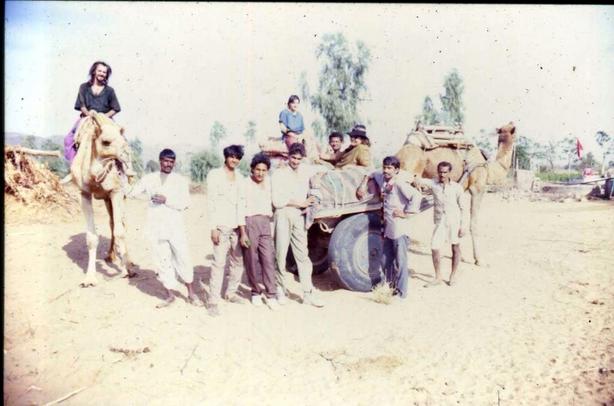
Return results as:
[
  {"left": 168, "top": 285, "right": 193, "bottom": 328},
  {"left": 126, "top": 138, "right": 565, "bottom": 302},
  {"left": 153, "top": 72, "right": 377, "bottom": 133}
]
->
[{"left": 4, "top": 146, "right": 79, "bottom": 224}]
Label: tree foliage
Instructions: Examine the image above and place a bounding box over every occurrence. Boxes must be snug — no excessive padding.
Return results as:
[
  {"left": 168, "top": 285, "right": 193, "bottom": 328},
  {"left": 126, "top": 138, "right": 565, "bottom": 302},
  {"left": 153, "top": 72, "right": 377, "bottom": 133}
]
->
[
  {"left": 40, "top": 138, "right": 69, "bottom": 177},
  {"left": 129, "top": 138, "right": 144, "bottom": 177},
  {"left": 244, "top": 121, "right": 257, "bottom": 145},
  {"left": 417, "top": 96, "right": 440, "bottom": 125},
  {"left": 190, "top": 149, "right": 222, "bottom": 183},
  {"left": 24, "top": 135, "right": 38, "bottom": 149},
  {"left": 439, "top": 69, "right": 465, "bottom": 127},
  {"left": 145, "top": 159, "right": 160, "bottom": 173},
  {"left": 595, "top": 131, "right": 613, "bottom": 174},
  {"left": 308, "top": 32, "right": 371, "bottom": 134},
  {"left": 210, "top": 121, "right": 227, "bottom": 149}
]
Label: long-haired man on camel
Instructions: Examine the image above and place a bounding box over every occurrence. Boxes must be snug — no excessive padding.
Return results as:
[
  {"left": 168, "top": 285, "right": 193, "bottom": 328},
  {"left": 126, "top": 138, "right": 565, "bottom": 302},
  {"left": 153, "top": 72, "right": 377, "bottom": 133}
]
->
[
  {"left": 64, "top": 61, "right": 135, "bottom": 177},
  {"left": 128, "top": 149, "right": 203, "bottom": 308}
]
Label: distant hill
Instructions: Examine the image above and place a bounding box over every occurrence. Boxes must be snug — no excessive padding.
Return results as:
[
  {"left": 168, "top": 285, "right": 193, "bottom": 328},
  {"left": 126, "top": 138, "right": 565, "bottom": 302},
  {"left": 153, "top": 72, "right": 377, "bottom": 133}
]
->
[{"left": 4, "top": 132, "right": 65, "bottom": 149}]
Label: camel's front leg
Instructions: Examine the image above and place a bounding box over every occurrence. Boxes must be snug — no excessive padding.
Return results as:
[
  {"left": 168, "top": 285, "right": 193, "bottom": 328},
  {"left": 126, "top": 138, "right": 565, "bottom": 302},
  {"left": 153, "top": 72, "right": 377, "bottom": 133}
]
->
[
  {"left": 469, "top": 189, "right": 485, "bottom": 266},
  {"left": 110, "top": 191, "right": 130, "bottom": 277},
  {"left": 81, "top": 192, "right": 98, "bottom": 287}
]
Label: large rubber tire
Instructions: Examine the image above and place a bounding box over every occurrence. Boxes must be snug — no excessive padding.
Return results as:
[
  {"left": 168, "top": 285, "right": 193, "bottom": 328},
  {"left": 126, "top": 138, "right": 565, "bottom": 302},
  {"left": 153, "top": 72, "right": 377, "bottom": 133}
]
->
[
  {"left": 286, "top": 227, "right": 331, "bottom": 275},
  {"left": 328, "top": 212, "right": 384, "bottom": 292}
]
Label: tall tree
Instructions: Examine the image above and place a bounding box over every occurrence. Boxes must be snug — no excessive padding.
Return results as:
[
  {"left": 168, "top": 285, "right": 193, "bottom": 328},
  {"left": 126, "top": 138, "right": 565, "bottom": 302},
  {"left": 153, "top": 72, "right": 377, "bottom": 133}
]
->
[
  {"left": 40, "top": 138, "right": 69, "bottom": 176},
  {"left": 595, "top": 131, "right": 613, "bottom": 174},
  {"left": 417, "top": 96, "right": 440, "bottom": 125},
  {"left": 129, "top": 138, "right": 144, "bottom": 177},
  {"left": 440, "top": 69, "right": 465, "bottom": 127},
  {"left": 244, "top": 121, "right": 257, "bottom": 145},
  {"left": 307, "top": 32, "right": 371, "bottom": 133},
  {"left": 559, "top": 137, "right": 579, "bottom": 171},
  {"left": 190, "top": 150, "right": 221, "bottom": 183},
  {"left": 210, "top": 121, "right": 227, "bottom": 149},
  {"left": 24, "top": 135, "right": 38, "bottom": 149},
  {"left": 145, "top": 159, "right": 160, "bottom": 173}
]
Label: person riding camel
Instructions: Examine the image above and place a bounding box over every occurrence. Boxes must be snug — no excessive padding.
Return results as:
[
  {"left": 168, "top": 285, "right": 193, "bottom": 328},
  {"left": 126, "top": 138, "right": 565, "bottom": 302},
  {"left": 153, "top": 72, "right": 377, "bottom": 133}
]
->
[{"left": 64, "top": 61, "right": 135, "bottom": 177}]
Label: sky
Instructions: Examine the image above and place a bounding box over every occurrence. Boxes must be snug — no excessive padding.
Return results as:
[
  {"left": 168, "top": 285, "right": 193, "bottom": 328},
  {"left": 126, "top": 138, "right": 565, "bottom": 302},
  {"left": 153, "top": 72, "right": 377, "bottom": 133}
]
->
[{"left": 5, "top": 2, "right": 614, "bottom": 158}]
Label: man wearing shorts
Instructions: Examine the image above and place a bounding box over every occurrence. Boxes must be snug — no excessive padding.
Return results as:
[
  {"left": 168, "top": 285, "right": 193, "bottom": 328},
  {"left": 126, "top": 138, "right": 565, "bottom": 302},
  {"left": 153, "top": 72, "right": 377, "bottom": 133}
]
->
[{"left": 420, "top": 161, "right": 468, "bottom": 287}]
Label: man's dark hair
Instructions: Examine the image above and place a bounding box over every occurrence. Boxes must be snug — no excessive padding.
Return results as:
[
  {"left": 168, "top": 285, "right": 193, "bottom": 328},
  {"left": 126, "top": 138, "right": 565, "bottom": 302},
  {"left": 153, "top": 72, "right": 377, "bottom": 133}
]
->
[
  {"left": 250, "top": 153, "right": 271, "bottom": 170},
  {"left": 88, "top": 61, "right": 112, "bottom": 85},
  {"left": 288, "top": 142, "right": 306, "bottom": 157},
  {"left": 437, "top": 161, "right": 453, "bottom": 172},
  {"left": 287, "top": 95, "right": 300, "bottom": 105},
  {"left": 382, "top": 156, "right": 401, "bottom": 169},
  {"left": 328, "top": 132, "right": 343, "bottom": 142},
  {"left": 159, "top": 148, "right": 176, "bottom": 160},
  {"left": 223, "top": 144, "right": 245, "bottom": 159}
]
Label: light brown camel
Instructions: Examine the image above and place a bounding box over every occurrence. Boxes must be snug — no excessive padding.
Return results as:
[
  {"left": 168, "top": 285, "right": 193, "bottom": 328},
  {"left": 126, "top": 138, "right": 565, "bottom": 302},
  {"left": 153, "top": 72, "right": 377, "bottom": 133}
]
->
[
  {"left": 70, "top": 112, "right": 133, "bottom": 287},
  {"left": 395, "top": 122, "right": 517, "bottom": 266}
]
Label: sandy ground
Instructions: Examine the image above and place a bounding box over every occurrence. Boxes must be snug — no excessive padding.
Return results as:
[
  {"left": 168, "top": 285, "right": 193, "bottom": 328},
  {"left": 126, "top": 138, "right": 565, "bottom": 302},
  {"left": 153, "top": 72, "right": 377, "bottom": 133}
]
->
[{"left": 4, "top": 191, "right": 614, "bottom": 405}]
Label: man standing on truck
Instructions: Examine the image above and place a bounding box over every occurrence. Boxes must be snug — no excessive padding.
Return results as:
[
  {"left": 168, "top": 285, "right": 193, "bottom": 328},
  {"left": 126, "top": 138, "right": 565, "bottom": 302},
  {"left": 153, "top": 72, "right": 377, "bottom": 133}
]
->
[
  {"left": 271, "top": 143, "right": 325, "bottom": 307},
  {"left": 356, "top": 156, "right": 422, "bottom": 299}
]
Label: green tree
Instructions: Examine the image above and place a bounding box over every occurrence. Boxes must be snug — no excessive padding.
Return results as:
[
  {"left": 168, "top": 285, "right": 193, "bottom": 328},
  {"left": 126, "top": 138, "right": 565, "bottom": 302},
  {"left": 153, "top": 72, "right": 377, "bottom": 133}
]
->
[
  {"left": 595, "top": 131, "right": 613, "bottom": 174},
  {"left": 559, "top": 137, "right": 579, "bottom": 171},
  {"left": 417, "top": 96, "right": 440, "bottom": 125},
  {"left": 129, "top": 138, "right": 144, "bottom": 177},
  {"left": 514, "top": 136, "right": 546, "bottom": 170},
  {"left": 145, "top": 159, "right": 160, "bottom": 173},
  {"left": 190, "top": 149, "right": 221, "bottom": 183},
  {"left": 543, "top": 140, "right": 559, "bottom": 170},
  {"left": 210, "top": 121, "right": 227, "bottom": 149},
  {"left": 24, "top": 135, "right": 38, "bottom": 149},
  {"left": 307, "top": 32, "right": 371, "bottom": 133},
  {"left": 440, "top": 69, "right": 465, "bottom": 127},
  {"left": 244, "top": 121, "right": 257, "bottom": 145},
  {"left": 475, "top": 128, "right": 495, "bottom": 157},
  {"left": 311, "top": 119, "right": 326, "bottom": 142},
  {"left": 40, "top": 138, "right": 69, "bottom": 177}
]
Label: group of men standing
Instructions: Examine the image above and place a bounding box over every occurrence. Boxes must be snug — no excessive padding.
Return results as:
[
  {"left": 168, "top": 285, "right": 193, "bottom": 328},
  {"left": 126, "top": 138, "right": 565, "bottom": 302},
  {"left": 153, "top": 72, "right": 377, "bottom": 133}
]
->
[
  {"left": 129, "top": 142, "right": 324, "bottom": 316},
  {"left": 68, "top": 61, "right": 469, "bottom": 315}
]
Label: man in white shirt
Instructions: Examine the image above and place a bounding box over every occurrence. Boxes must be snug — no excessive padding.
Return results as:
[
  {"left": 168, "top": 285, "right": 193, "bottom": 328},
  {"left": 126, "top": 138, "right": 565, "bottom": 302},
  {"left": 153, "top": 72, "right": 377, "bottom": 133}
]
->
[
  {"left": 240, "top": 153, "right": 279, "bottom": 309},
  {"left": 128, "top": 149, "right": 201, "bottom": 308},
  {"left": 206, "top": 145, "right": 248, "bottom": 316},
  {"left": 357, "top": 156, "right": 422, "bottom": 299},
  {"left": 419, "top": 161, "right": 468, "bottom": 287},
  {"left": 271, "top": 143, "right": 324, "bottom": 307}
]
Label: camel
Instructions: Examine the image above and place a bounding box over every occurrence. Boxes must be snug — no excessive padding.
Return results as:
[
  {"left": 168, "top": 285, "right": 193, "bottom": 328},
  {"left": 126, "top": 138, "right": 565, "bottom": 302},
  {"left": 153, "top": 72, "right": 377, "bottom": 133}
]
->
[
  {"left": 70, "top": 112, "right": 133, "bottom": 286},
  {"left": 395, "top": 122, "right": 517, "bottom": 266}
]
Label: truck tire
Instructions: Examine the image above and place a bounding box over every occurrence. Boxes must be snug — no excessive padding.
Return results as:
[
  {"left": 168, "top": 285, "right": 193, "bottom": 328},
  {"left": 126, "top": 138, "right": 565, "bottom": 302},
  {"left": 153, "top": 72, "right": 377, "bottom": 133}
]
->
[
  {"left": 328, "top": 212, "right": 384, "bottom": 292},
  {"left": 286, "top": 227, "right": 331, "bottom": 275}
]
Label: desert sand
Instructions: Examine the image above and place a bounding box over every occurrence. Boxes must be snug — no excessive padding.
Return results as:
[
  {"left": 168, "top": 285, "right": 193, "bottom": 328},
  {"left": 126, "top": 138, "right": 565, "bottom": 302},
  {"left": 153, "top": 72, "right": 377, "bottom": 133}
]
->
[{"left": 4, "top": 190, "right": 614, "bottom": 405}]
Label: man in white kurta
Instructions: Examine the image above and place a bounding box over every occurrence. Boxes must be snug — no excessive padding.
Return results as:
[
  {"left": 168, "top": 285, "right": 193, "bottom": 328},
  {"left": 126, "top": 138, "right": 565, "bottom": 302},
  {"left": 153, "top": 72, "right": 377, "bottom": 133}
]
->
[{"left": 128, "top": 149, "right": 201, "bottom": 307}]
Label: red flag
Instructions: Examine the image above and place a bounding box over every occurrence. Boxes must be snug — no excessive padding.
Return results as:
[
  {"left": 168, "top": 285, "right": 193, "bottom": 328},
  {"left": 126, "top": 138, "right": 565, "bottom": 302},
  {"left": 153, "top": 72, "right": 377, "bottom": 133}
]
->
[{"left": 576, "top": 137, "right": 583, "bottom": 159}]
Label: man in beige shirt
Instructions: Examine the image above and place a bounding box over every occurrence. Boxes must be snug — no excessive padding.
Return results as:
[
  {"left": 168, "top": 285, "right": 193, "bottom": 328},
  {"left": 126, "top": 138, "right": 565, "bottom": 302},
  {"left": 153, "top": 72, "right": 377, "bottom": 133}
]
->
[
  {"left": 271, "top": 143, "right": 324, "bottom": 307},
  {"left": 418, "top": 161, "right": 468, "bottom": 287},
  {"left": 206, "top": 145, "right": 248, "bottom": 316}
]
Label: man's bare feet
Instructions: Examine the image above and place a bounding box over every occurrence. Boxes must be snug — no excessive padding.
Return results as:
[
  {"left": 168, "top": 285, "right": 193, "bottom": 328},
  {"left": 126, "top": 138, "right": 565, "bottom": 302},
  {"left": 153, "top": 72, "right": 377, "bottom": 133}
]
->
[
  {"left": 447, "top": 277, "right": 457, "bottom": 286},
  {"left": 187, "top": 294, "right": 205, "bottom": 307},
  {"left": 156, "top": 294, "right": 175, "bottom": 309},
  {"left": 423, "top": 278, "right": 444, "bottom": 288}
]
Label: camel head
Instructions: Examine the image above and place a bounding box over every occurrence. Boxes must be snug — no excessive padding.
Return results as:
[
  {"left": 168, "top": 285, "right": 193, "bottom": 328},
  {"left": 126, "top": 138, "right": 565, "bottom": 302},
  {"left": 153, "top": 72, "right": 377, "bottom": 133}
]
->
[
  {"left": 90, "top": 112, "right": 127, "bottom": 159},
  {"left": 496, "top": 122, "right": 516, "bottom": 146}
]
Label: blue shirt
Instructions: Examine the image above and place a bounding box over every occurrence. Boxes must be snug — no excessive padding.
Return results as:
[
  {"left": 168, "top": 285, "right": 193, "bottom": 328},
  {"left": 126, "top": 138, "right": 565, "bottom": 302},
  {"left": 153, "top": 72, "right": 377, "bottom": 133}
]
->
[{"left": 279, "top": 109, "right": 304, "bottom": 136}]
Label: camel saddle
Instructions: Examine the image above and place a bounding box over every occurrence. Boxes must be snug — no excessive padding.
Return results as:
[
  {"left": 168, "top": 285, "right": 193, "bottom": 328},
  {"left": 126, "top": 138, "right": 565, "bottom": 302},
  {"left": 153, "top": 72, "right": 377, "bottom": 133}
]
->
[{"left": 404, "top": 125, "right": 475, "bottom": 151}]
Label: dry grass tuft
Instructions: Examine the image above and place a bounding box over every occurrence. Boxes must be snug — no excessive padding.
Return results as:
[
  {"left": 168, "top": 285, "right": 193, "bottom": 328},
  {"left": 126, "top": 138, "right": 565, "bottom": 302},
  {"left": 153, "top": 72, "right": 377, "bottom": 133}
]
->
[{"left": 371, "top": 282, "right": 394, "bottom": 305}]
